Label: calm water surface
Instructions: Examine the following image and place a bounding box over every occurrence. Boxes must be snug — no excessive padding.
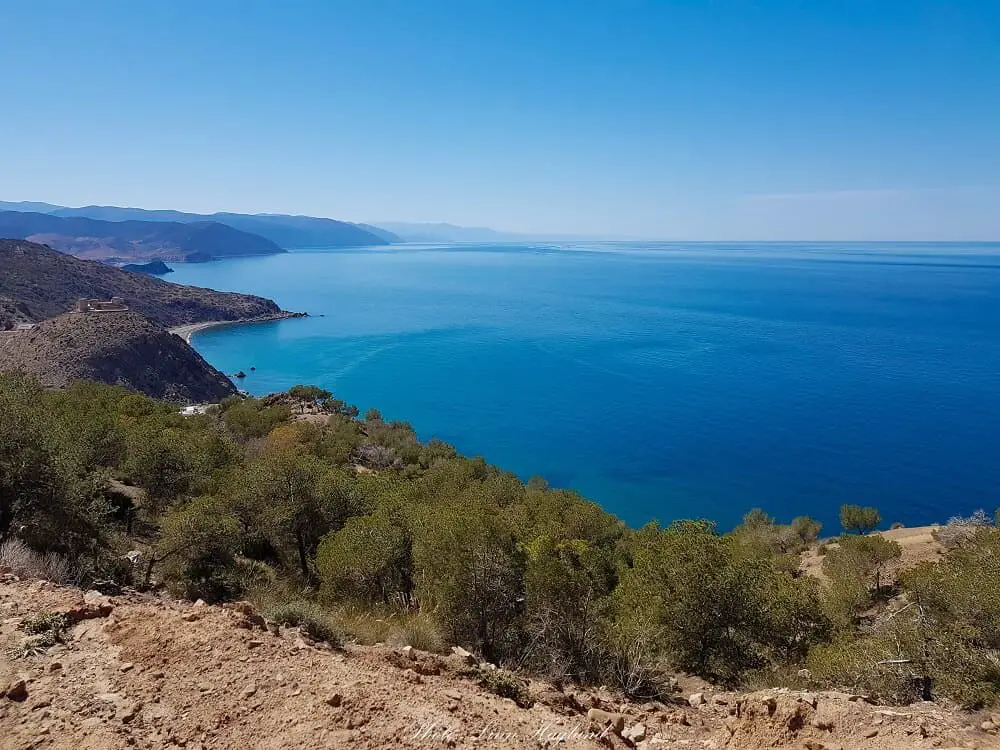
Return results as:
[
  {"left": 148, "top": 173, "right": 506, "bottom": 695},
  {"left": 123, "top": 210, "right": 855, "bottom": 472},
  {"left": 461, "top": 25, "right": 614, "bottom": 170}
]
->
[{"left": 167, "top": 242, "right": 1000, "bottom": 531}]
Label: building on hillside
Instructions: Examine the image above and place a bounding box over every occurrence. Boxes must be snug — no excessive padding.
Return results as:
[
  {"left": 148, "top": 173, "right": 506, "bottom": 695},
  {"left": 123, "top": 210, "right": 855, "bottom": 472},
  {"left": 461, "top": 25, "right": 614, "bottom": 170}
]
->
[{"left": 73, "top": 297, "right": 129, "bottom": 313}]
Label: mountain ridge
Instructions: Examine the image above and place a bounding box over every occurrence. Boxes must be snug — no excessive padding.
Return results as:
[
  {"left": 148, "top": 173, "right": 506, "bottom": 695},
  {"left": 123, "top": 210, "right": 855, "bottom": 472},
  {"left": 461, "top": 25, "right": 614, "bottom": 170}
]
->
[
  {"left": 0, "top": 239, "right": 285, "bottom": 327},
  {"left": 0, "top": 211, "right": 284, "bottom": 262}
]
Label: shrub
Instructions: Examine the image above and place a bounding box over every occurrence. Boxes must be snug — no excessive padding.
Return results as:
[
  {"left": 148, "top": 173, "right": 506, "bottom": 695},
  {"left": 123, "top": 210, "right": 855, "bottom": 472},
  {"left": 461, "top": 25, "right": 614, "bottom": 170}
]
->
[
  {"left": 0, "top": 538, "right": 76, "bottom": 584},
  {"left": 266, "top": 601, "right": 343, "bottom": 647},
  {"left": 479, "top": 668, "right": 533, "bottom": 708},
  {"left": 933, "top": 510, "right": 993, "bottom": 549},
  {"left": 609, "top": 521, "right": 829, "bottom": 687},
  {"left": 840, "top": 504, "right": 881, "bottom": 534},
  {"left": 821, "top": 534, "right": 901, "bottom": 630},
  {"left": 316, "top": 513, "right": 412, "bottom": 605}
]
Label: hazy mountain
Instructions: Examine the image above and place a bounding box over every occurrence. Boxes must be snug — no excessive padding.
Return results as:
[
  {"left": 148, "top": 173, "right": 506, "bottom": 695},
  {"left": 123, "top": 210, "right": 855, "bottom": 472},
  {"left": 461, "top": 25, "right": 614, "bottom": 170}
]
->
[
  {"left": 46, "top": 205, "right": 397, "bottom": 248},
  {"left": 0, "top": 211, "right": 283, "bottom": 262},
  {"left": 0, "top": 200, "right": 65, "bottom": 214},
  {"left": 373, "top": 222, "right": 516, "bottom": 243}
]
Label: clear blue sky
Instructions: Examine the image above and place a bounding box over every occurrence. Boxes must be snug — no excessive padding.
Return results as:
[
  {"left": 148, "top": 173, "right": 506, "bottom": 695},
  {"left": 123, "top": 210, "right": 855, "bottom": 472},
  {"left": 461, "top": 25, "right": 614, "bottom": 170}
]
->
[{"left": 2, "top": 0, "right": 998, "bottom": 240}]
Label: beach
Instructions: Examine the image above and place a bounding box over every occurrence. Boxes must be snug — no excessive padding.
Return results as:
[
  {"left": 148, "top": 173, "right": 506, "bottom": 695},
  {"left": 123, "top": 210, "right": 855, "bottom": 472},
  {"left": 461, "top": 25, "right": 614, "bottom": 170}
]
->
[{"left": 169, "top": 312, "right": 305, "bottom": 344}]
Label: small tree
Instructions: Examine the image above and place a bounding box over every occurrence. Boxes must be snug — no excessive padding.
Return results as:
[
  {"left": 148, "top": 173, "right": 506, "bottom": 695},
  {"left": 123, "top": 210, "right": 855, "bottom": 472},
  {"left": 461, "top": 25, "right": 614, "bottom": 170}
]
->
[
  {"left": 840, "top": 504, "right": 881, "bottom": 534},
  {"left": 316, "top": 513, "right": 412, "bottom": 605},
  {"left": 288, "top": 384, "right": 332, "bottom": 402}
]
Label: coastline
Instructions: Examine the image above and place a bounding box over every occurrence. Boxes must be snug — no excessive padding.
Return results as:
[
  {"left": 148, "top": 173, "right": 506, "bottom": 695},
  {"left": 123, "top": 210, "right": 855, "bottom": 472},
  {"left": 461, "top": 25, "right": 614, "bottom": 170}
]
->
[{"left": 169, "top": 311, "right": 306, "bottom": 344}]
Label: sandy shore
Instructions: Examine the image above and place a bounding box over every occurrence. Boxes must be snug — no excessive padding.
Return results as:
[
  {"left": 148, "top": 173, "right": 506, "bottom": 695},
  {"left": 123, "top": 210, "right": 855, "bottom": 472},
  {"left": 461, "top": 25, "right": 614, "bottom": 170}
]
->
[{"left": 169, "top": 312, "right": 304, "bottom": 344}]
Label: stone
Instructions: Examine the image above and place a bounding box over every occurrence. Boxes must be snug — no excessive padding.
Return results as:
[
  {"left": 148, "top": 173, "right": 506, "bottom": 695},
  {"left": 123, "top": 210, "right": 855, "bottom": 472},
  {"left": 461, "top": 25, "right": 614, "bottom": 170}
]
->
[
  {"left": 119, "top": 701, "right": 142, "bottom": 723},
  {"left": 48, "top": 662, "right": 62, "bottom": 672},
  {"left": 981, "top": 721, "right": 996, "bottom": 732},
  {"left": 400, "top": 645, "right": 414, "bottom": 659},
  {"left": 194, "top": 599, "right": 207, "bottom": 607},
  {"left": 450, "top": 646, "right": 477, "bottom": 665},
  {"left": 863, "top": 729, "right": 879, "bottom": 738},
  {"left": 247, "top": 640, "right": 264, "bottom": 649},
  {"left": 688, "top": 693, "right": 705, "bottom": 707},
  {"left": 239, "top": 683, "right": 257, "bottom": 700},
  {"left": 623, "top": 723, "right": 647, "bottom": 742},
  {"left": 5, "top": 680, "right": 28, "bottom": 702},
  {"left": 325, "top": 693, "right": 343, "bottom": 707},
  {"left": 587, "top": 708, "right": 625, "bottom": 734},
  {"left": 119, "top": 662, "right": 135, "bottom": 673},
  {"left": 181, "top": 612, "right": 200, "bottom": 622}
]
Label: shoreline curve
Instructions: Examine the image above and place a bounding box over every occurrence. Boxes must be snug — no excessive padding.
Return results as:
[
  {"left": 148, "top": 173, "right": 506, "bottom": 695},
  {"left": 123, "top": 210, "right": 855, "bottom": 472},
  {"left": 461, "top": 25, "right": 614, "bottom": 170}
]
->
[{"left": 169, "top": 312, "right": 306, "bottom": 344}]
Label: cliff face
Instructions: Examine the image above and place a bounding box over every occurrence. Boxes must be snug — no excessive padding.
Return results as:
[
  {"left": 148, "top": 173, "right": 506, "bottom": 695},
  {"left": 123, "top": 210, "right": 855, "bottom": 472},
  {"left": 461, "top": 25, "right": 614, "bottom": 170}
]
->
[
  {"left": 0, "top": 240, "right": 283, "bottom": 327},
  {"left": 0, "top": 311, "right": 237, "bottom": 402}
]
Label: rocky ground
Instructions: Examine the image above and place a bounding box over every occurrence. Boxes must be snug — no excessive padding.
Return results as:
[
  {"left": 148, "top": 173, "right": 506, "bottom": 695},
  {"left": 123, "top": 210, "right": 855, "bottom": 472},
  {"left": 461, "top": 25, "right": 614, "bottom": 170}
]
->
[{"left": 1, "top": 576, "right": 997, "bottom": 750}]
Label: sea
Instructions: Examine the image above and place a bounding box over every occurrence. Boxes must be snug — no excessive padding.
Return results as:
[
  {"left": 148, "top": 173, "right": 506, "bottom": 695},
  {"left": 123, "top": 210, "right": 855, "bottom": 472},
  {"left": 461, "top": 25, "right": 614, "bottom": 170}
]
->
[{"left": 166, "top": 241, "right": 1000, "bottom": 532}]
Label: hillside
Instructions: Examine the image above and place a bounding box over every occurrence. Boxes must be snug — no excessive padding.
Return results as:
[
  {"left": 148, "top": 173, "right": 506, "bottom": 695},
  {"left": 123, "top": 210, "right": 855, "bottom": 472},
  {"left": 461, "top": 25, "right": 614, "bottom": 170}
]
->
[
  {"left": 0, "top": 240, "right": 284, "bottom": 327},
  {"left": 37, "top": 204, "right": 398, "bottom": 248},
  {"left": 0, "top": 211, "right": 284, "bottom": 262},
  {"left": 0, "top": 577, "right": 990, "bottom": 750},
  {"left": 0, "top": 312, "right": 237, "bottom": 402}
]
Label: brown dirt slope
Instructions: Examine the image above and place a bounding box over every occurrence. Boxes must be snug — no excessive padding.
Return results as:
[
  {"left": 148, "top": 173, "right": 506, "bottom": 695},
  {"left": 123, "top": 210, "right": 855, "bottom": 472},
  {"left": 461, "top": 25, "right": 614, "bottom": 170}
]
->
[
  {"left": 1, "top": 576, "right": 995, "bottom": 750},
  {"left": 0, "top": 240, "right": 284, "bottom": 327},
  {"left": 0, "top": 311, "right": 236, "bottom": 402}
]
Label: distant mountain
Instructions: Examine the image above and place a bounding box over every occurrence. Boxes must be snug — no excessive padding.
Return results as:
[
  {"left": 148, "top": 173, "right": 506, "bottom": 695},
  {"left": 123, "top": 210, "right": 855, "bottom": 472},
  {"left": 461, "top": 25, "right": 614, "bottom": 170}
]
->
[
  {"left": 373, "top": 222, "right": 515, "bottom": 243},
  {"left": 0, "top": 211, "right": 284, "bottom": 262},
  {"left": 0, "top": 200, "right": 64, "bottom": 214},
  {"left": 45, "top": 205, "right": 397, "bottom": 248},
  {"left": 0, "top": 240, "right": 285, "bottom": 327},
  {"left": 0, "top": 310, "right": 237, "bottom": 402}
]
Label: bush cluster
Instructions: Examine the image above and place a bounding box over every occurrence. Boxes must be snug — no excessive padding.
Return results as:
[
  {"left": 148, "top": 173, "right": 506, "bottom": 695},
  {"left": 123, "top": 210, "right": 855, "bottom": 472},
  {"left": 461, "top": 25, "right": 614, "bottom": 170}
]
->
[{"left": 2, "top": 374, "right": 999, "bottom": 706}]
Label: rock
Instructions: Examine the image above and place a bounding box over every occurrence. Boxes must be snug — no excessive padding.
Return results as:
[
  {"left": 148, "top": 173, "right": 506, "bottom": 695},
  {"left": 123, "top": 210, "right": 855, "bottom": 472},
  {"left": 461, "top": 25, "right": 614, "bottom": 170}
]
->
[
  {"left": 239, "top": 683, "right": 257, "bottom": 700},
  {"left": 688, "top": 692, "right": 706, "bottom": 707},
  {"left": 325, "top": 693, "right": 343, "bottom": 707},
  {"left": 181, "top": 612, "right": 200, "bottom": 622},
  {"left": 64, "top": 601, "right": 113, "bottom": 622},
  {"left": 797, "top": 668, "right": 812, "bottom": 678},
  {"left": 863, "top": 728, "right": 879, "bottom": 738},
  {"left": 194, "top": 599, "right": 207, "bottom": 607},
  {"left": 450, "top": 646, "right": 477, "bottom": 665},
  {"left": 400, "top": 645, "right": 414, "bottom": 659},
  {"left": 981, "top": 720, "right": 996, "bottom": 732},
  {"left": 402, "top": 669, "right": 423, "bottom": 684},
  {"left": 119, "top": 662, "right": 135, "bottom": 673},
  {"left": 48, "top": 661, "right": 62, "bottom": 672},
  {"left": 247, "top": 639, "right": 264, "bottom": 649},
  {"left": 119, "top": 701, "right": 142, "bottom": 723},
  {"left": 623, "top": 723, "right": 647, "bottom": 742},
  {"left": 587, "top": 708, "right": 625, "bottom": 734},
  {"left": 5, "top": 680, "right": 28, "bottom": 702}
]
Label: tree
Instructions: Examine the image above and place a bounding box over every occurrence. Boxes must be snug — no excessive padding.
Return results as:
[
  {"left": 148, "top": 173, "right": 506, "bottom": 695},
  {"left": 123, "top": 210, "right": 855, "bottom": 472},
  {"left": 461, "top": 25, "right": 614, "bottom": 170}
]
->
[
  {"left": 411, "top": 498, "right": 526, "bottom": 661},
  {"left": 316, "top": 513, "right": 412, "bottom": 605},
  {"left": 840, "top": 504, "right": 881, "bottom": 534},
  {"left": 609, "top": 521, "right": 828, "bottom": 687},
  {"left": 821, "top": 533, "right": 901, "bottom": 630},
  {"left": 288, "top": 384, "right": 332, "bottom": 402},
  {"left": 153, "top": 495, "right": 242, "bottom": 601},
  {"left": 523, "top": 536, "right": 615, "bottom": 681}
]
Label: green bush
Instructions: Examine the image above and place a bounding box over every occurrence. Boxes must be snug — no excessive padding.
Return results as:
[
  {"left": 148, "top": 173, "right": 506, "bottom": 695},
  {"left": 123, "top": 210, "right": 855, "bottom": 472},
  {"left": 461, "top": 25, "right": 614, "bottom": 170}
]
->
[{"left": 266, "top": 601, "right": 343, "bottom": 647}]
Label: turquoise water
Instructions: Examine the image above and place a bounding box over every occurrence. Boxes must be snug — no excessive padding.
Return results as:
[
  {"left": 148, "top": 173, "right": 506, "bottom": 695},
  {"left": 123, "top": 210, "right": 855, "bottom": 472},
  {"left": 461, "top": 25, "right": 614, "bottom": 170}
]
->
[{"left": 167, "top": 242, "right": 1000, "bottom": 531}]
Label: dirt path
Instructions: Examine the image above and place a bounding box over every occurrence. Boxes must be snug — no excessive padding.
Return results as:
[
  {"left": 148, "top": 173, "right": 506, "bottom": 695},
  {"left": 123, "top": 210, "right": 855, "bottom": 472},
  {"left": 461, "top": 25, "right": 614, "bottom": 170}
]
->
[{"left": 0, "top": 576, "right": 995, "bottom": 749}]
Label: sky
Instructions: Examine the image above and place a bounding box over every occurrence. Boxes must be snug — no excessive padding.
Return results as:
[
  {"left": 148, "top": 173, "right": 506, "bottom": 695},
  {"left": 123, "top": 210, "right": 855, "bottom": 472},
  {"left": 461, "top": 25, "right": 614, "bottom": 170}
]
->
[{"left": 1, "top": 0, "right": 998, "bottom": 240}]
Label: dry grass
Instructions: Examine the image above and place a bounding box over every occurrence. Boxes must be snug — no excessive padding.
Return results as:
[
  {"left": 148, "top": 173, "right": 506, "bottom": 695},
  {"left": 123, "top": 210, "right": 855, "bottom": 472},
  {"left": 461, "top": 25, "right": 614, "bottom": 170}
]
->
[{"left": 0, "top": 538, "right": 76, "bottom": 584}]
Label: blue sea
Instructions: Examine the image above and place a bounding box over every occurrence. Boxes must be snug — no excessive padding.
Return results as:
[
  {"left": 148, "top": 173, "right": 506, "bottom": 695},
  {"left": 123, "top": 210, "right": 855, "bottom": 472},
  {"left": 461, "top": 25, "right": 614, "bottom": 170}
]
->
[{"left": 167, "top": 242, "right": 1000, "bottom": 532}]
